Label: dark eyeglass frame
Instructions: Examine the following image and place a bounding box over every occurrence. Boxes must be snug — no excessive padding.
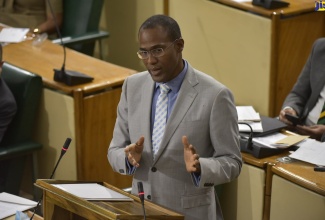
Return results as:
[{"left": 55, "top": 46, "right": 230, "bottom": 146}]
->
[{"left": 137, "top": 38, "right": 180, "bottom": 60}]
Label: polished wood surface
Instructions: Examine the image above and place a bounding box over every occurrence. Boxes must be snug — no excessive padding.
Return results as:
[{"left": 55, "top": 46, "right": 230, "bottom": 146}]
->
[
  {"left": 241, "top": 151, "right": 289, "bottom": 168},
  {"left": 215, "top": 0, "right": 316, "bottom": 17},
  {"left": 36, "top": 179, "right": 184, "bottom": 220},
  {"left": 3, "top": 39, "right": 135, "bottom": 95},
  {"left": 3, "top": 39, "right": 136, "bottom": 189},
  {"left": 271, "top": 160, "right": 325, "bottom": 196}
]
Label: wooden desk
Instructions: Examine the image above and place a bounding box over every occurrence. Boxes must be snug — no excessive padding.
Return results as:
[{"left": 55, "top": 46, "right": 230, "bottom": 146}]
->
[
  {"left": 169, "top": 0, "right": 325, "bottom": 116},
  {"left": 270, "top": 160, "right": 325, "bottom": 220},
  {"left": 219, "top": 151, "right": 289, "bottom": 220},
  {"left": 36, "top": 179, "right": 184, "bottom": 220},
  {"left": 3, "top": 39, "right": 136, "bottom": 189}
]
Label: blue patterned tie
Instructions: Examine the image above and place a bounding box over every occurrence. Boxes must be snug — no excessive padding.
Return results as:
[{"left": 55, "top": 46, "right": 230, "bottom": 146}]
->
[{"left": 152, "top": 84, "right": 170, "bottom": 157}]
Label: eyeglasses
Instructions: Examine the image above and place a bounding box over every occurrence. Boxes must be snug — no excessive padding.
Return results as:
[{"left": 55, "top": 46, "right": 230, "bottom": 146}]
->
[{"left": 137, "top": 38, "right": 179, "bottom": 60}]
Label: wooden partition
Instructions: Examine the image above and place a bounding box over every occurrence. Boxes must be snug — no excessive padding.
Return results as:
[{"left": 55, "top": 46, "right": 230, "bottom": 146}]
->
[
  {"left": 169, "top": 0, "right": 325, "bottom": 116},
  {"left": 3, "top": 39, "right": 136, "bottom": 189},
  {"left": 36, "top": 179, "right": 184, "bottom": 220}
]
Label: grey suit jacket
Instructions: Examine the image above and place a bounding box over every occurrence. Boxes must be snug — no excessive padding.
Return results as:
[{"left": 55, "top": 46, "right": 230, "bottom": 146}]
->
[
  {"left": 108, "top": 63, "right": 242, "bottom": 220},
  {"left": 282, "top": 38, "right": 325, "bottom": 122}
]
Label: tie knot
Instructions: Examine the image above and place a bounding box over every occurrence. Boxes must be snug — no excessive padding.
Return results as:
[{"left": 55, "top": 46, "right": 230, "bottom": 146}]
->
[{"left": 159, "top": 84, "right": 170, "bottom": 94}]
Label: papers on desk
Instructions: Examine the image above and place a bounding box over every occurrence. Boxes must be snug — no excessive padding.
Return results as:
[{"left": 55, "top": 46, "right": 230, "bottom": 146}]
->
[
  {"left": 0, "top": 192, "right": 37, "bottom": 219},
  {"left": 52, "top": 183, "right": 133, "bottom": 201},
  {"left": 289, "top": 138, "right": 325, "bottom": 166},
  {"left": 237, "top": 106, "right": 263, "bottom": 132},
  {"left": 0, "top": 27, "right": 29, "bottom": 43},
  {"left": 253, "top": 132, "right": 308, "bottom": 149}
]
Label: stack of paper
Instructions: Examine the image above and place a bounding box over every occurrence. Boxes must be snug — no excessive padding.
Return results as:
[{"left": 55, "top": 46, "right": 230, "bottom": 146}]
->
[
  {"left": 0, "top": 192, "right": 37, "bottom": 219},
  {"left": 52, "top": 183, "right": 134, "bottom": 201},
  {"left": 290, "top": 138, "right": 325, "bottom": 166},
  {"left": 0, "top": 28, "right": 29, "bottom": 43},
  {"left": 236, "top": 106, "right": 263, "bottom": 132},
  {"left": 253, "top": 132, "right": 308, "bottom": 149}
]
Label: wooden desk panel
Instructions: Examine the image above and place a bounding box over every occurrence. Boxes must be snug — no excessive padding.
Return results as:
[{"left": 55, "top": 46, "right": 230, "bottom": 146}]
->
[
  {"left": 171, "top": 0, "right": 325, "bottom": 116},
  {"left": 3, "top": 40, "right": 134, "bottom": 94},
  {"left": 270, "top": 161, "right": 325, "bottom": 220},
  {"left": 3, "top": 39, "right": 136, "bottom": 189},
  {"left": 272, "top": 161, "right": 325, "bottom": 196},
  {"left": 36, "top": 179, "right": 184, "bottom": 220}
]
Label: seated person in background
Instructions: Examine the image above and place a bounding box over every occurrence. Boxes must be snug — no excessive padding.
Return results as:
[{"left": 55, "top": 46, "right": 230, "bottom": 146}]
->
[
  {"left": 0, "top": 0, "right": 63, "bottom": 36},
  {"left": 0, "top": 44, "right": 17, "bottom": 191},
  {"left": 279, "top": 38, "right": 325, "bottom": 141},
  {"left": 0, "top": 44, "right": 17, "bottom": 143}
]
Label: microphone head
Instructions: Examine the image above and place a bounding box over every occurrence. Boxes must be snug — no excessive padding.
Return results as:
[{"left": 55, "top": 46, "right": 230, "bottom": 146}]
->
[
  {"left": 137, "top": 182, "right": 144, "bottom": 201},
  {"left": 61, "top": 138, "right": 72, "bottom": 155}
]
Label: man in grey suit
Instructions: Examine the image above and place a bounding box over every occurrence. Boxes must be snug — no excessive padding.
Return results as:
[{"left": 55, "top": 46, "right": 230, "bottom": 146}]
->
[
  {"left": 108, "top": 15, "right": 242, "bottom": 220},
  {"left": 279, "top": 38, "right": 325, "bottom": 141}
]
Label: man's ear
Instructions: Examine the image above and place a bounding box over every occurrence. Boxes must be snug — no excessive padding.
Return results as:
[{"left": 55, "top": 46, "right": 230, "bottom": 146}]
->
[{"left": 176, "top": 38, "right": 184, "bottom": 52}]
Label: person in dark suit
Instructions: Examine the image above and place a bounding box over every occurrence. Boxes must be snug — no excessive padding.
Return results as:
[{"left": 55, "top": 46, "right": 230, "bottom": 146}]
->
[
  {"left": 0, "top": 44, "right": 17, "bottom": 143},
  {"left": 108, "top": 15, "right": 242, "bottom": 220},
  {"left": 279, "top": 38, "right": 325, "bottom": 141}
]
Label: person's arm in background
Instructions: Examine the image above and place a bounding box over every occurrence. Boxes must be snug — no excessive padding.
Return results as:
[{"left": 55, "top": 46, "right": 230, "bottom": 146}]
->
[
  {"left": 279, "top": 42, "right": 315, "bottom": 123},
  {"left": 34, "top": 0, "right": 63, "bottom": 35}
]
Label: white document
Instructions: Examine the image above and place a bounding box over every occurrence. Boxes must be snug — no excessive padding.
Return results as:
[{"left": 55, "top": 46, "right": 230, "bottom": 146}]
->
[
  {"left": 52, "top": 183, "right": 133, "bottom": 201},
  {"left": 238, "top": 121, "right": 263, "bottom": 132},
  {"left": 237, "top": 106, "right": 263, "bottom": 132},
  {"left": 289, "top": 139, "right": 325, "bottom": 166},
  {"left": 0, "top": 28, "right": 29, "bottom": 43},
  {"left": 252, "top": 132, "right": 288, "bottom": 149},
  {"left": 236, "top": 106, "right": 261, "bottom": 122},
  {"left": 0, "top": 192, "right": 37, "bottom": 219}
]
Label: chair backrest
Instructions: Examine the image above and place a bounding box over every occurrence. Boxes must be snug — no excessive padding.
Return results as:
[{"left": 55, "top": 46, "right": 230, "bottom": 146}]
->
[
  {"left": 0, "top": 63, "right": 43, "bottom": 146},
  {"left": 61, "top": 0, "right": 104, "bottom": 55}
]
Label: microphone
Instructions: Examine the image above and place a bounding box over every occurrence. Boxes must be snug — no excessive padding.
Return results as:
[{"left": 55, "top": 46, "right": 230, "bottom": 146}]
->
[
  {"left": 49, "top": 137, "right": 72, "bottom": 179},
  {"left": 137, "top": 182, "right": 146, "bottom": 220},
  {"left": 30, "top": 138, "right": 72, "bottom": 220},
  {"left": 46, "top": 0, "right": 93, "bottom": 86},
  {"left": 238, "top": 122, "right": 254, "bottom": 150}
]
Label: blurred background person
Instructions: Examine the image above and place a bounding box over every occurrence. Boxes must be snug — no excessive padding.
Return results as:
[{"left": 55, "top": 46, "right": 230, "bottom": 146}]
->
[
  {"left": 0, "top": 0, "right": 63, "bottom": 36},
  {"left": 279, "top": 38, "right": 325, "bottom": 141}
]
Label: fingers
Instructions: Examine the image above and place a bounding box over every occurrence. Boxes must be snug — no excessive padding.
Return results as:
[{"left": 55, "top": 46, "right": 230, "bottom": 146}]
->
[
  {"left": 137, "top": 136, "right": 145, "bottom": 146},
  {"left": 182, "top": 136, "right": 197, "bottom": 154},
  {"left": 182, "top": 135, "right": 189, "bottom": 147},
  {"left": 125, "top": 145, "right": 139, "bottom": 167}
]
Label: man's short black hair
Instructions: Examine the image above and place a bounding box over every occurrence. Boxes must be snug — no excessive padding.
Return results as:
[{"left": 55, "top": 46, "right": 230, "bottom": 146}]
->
[{"left": 139, "top": 14, "right": 182, "bottom": 41}]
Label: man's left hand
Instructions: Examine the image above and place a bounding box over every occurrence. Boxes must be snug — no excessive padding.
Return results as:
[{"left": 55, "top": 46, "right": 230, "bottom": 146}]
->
[{"left": 182, "top": 136, "right": 201, "bottom": 173}]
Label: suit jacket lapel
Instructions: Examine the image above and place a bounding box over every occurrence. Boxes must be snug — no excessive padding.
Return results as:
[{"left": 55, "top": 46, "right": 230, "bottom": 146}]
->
[
  {"left": 154, "top": 66, "right": 199, "bottom": 163},
  {"left": 141, "top": 75, "right": 155, "bottom": 164}
]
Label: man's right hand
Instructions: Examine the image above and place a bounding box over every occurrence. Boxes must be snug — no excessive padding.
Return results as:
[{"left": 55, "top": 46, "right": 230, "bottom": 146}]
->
[{"left": 124, "top": 136, "right": 145, "bottom": 168}]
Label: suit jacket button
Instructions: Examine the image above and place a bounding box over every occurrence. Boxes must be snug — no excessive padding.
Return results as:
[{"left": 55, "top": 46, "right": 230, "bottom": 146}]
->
[
  {"left": 151, "top": 167, "right": 157, "bottom": 172},
  {"left": 147, "top": 195, "right": 151, "bottom": 200},
  {"left": 119, "top": 169, "right": 124, "bottom": 174}
]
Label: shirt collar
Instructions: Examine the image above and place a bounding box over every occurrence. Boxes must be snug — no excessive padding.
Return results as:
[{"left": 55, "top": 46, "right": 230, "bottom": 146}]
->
[{"left": 155, "top": 60, "right": 188, "bottom": 93}]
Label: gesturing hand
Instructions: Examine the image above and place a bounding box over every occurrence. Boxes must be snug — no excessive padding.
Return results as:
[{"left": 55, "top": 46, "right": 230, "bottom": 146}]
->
[
  {"left": 124, "top": 136, "right": 145, "bottom": 167},
  {"left": 182, "top": 136, "right": 201, "bottom": 173}
]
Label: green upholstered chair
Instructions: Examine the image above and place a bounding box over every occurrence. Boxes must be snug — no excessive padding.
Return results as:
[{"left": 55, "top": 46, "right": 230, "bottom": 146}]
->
[
  {"left": 0, "top": 63, "right": 43, "bottom": 198},
  {"left": 52, "top": 0, "right": 109, "bottom": 59}
]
